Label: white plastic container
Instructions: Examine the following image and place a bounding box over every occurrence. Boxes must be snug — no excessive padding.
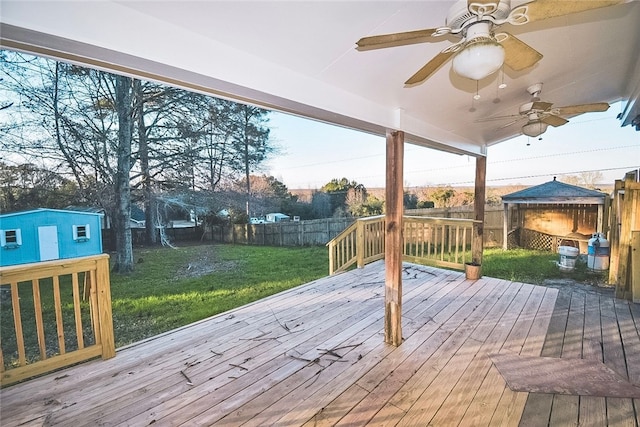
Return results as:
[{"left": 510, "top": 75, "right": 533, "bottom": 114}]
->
[
  {"left": 587, "top": 233, "right": 610, "bottom": 271},
  {"left": 558, "top": 246, "right": 579, "bottom": 272}
]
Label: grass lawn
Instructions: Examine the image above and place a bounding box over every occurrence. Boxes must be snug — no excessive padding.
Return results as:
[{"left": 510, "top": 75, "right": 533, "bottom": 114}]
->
[{"left": 481, "top": 247, "right": 607, "bottom": 285}]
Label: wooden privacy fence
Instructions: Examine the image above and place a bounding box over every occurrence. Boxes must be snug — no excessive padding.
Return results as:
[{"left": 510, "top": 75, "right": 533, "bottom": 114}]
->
[
  {"left": 327, "top": 215, "right": 480, "bottom": 275},
  {"left": 209, "top": 218, "right": 354, "bottom": 246},
  {"left": 0, "top": 254, "right": 115, "bottom": 386}
]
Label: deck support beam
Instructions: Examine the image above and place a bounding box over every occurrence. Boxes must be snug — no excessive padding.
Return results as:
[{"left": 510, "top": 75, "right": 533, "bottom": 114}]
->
[
  {"left": 473, "top": 156, "right": 486, "bottom": 266},
  {"left": 384, "top": 130, "right": 404, "bottom": 346}
]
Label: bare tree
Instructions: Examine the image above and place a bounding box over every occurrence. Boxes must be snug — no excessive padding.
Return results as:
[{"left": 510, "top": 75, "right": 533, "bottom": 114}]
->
[
  {"left": 112, "top": 75, "right": 134, "bottom": 272},
  {"left": 225, "top": 104, "right": 272, "bottom": 217}
]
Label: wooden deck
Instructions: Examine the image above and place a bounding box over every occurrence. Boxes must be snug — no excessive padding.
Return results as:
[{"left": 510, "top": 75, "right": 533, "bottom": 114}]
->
[{"left": 1, "top": 261, "right": 639, "bottom": 426}]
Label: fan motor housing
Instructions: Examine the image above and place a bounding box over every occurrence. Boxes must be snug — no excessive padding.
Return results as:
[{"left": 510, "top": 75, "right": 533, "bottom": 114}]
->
[{"left": 446, "top": 0, "right": 512, "bottom": 30}]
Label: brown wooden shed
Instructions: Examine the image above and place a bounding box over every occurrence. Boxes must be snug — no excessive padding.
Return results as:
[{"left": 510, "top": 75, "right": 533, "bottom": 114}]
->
[{"left": 502, "top": 178, "right": 607, "bottom": 253}]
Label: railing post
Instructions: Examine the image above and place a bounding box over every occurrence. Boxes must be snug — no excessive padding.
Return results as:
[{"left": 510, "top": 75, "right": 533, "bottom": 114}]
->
[
  {"left": 356, "top": 220, "right": 365, "bottom": 268},
  {"left": 95, "top": 255, "right": 115, "bottom": 359},
  {"left": 328, "top": 241, "right": 335, "bottom": 275}
]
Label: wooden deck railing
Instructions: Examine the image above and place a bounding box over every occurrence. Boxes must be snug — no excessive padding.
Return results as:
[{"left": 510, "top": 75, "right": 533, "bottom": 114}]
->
[
  {"left": 0, "top": 254, "right": 115, "bottom": 386},
  {"left": 327, "top": 215, "right": 480, "bottom": 275}
]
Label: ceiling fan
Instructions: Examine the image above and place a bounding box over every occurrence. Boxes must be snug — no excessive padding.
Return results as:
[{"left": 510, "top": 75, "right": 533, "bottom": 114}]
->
[
  {"left": 356, "top": 0, "right": 622, "bottom": 85},
  {"left": 476, "top": 83, "right": 610, "bottom": 137}
]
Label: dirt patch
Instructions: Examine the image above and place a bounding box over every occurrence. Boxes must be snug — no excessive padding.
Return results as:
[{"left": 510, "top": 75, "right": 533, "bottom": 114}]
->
[{"left": 173, "top": 246, "right": 242, "bottom": 279}]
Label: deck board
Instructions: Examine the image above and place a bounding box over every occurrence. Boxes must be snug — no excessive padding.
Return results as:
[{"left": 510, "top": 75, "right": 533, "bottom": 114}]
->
[{"left": 2, "top": 261, "right": 640, "bottom": 426}]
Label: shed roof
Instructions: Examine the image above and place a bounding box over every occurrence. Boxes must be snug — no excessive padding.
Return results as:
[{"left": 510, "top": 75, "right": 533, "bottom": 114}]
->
[
  {"left": 0, "top": 207, "right": 104, "bottom": 218},
  {"left": 65, "top": 206, "right": 106, "bottom": 214},
  {"left": 502, "top": 178, "right": 607, "bottom": 205}
]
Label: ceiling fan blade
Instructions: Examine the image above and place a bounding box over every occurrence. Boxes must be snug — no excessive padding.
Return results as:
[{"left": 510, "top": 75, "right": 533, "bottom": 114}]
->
[
  {"left": 475, "top": 114, "right": 522, "bottom": 123},
  {"left": 499, "top": 32, "right": 543, "bottom": 71},
  {"left": 356, "top": 28, "right": 440, "bottom": 51},
  {"left": 531, "top": 101, "right": 553, "bottom": 111},
  {"left": 405, "top": 50, "right": 455, "bottom": 85},
  {"left": 541, "top": 114, "right": 569, "bottom": 127},
  {"left": 496, "top": 117, "right": 526, "bottom": 130},
  {"left": 555, "top": 103, "right": 610, "bottom": 116},
  {"left": 522, "top": 0, "right": 623, "bottom": 23}
]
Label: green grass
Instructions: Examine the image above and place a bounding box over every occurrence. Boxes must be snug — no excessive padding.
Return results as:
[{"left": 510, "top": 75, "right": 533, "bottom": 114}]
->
[{"left": 481, "top": 247, "right": 607, "bottom": 285}]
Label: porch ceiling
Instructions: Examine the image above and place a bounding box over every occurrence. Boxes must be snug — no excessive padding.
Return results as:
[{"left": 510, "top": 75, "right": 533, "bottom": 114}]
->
[{"left": 1, "top": 1, "right": 639, "bottom": 156}]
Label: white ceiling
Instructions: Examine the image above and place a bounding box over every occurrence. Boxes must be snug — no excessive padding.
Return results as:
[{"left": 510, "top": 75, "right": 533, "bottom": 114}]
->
[{"left": 1, "top": 0, "right": 639, "bottom": 157}]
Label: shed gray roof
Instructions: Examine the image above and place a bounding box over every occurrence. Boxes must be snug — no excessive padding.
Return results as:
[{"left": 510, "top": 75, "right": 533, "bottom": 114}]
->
[
  {"left": 502, "top": 178, "right": 607, "bottom": 205},
  {"left": 0, "top": 207, "right": 104, "bottom": 218}
]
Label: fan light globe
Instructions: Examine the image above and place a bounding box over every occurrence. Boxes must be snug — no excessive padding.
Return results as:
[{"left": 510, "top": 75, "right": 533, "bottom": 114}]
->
[
  {"left": 522, "top": 121, "right": 549, "bottom": 137},
  {"left": 452, "top": 40, "right": 505, "bottom": 81}
]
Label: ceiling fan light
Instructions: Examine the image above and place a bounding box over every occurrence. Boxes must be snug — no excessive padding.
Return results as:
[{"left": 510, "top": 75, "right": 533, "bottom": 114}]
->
[
  {"left": 452, "top": 40, "right": 505, "bottom": 81},
  {"left": 522, "top": 121, "right": 549, "bottom": 137}
]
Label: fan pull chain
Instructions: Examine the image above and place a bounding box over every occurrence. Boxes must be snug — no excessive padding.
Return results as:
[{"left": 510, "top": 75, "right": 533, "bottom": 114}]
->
[{"left": 498, "top": 67, "right": 507, "bottom": 89}]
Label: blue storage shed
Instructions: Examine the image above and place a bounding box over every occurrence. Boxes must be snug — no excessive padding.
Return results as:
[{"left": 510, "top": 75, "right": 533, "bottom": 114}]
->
[{"left": 0, "top": 208, "right": 103, "bottom": 267}]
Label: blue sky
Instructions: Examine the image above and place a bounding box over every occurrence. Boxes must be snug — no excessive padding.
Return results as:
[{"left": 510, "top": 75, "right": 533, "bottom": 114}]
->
[{"left": 265, "top": 101, "right": 638, "bottom": 189}]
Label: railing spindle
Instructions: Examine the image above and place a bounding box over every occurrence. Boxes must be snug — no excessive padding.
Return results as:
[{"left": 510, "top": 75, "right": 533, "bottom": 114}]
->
[
  {"left": 52, "top": 276, "right": 66, "bottom": 355},
  {"left": 31, "top": 279, "right": 47, "bottom": 360},
  {"left": 463, "top": 226, "right": 468, "bottom": 264},
  {"left": 440, "top": 225, "right": 445, "bottom": 261},
  {"left": 455, "top": 226, "right": 460, "bottom": 264},
  {"left": 88, "top": 269, "right": 101, "bottom": 345},
  {"left": 10, "top": 282, "right": 26, "bottom": 366},
  {"left": 72, "top": 272, "right": 84, "bottom": 350}
]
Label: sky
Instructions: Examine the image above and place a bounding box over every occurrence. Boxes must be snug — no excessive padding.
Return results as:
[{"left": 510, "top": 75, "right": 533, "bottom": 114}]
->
[{"left": 264, "top": 101, "right": 639, "bottom": 190}]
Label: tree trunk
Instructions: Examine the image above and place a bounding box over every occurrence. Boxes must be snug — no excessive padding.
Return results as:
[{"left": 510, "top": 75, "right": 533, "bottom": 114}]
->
[
  {"left": 112, "top": 75, "right": 134, "bottom": 273},
  {"left": 135, "top": 80, "right": 158, "bottom": 245}
]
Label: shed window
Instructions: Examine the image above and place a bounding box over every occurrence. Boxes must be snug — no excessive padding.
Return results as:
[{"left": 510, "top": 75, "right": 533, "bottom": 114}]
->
[
  {"left": 73, "top": 224, "right": 91, "bottom": 241},
  {"left": 1, "top": 229, "right": 22, "bottom": 248}
]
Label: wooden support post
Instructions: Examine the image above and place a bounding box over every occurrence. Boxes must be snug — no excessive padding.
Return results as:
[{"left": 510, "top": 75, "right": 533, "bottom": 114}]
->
[
  {"left": 384, "top": 130, "right": 404, "bottom": 347},
  {"left": 473, "top": 156, "right": 486, "bottom": 265}
]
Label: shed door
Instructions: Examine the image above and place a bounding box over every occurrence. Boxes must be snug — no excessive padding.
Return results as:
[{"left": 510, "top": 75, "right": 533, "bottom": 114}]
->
[{"left": 38, "top": 226, "right": 59, "bottom": 261}]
